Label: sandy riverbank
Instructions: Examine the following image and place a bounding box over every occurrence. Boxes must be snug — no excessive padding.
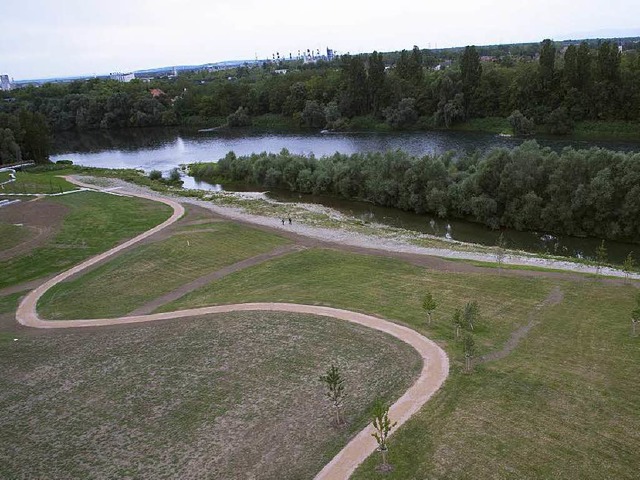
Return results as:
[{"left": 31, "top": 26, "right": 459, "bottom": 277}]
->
[{"left": 74, "top": 176, "right": 640, "bottom": 280}]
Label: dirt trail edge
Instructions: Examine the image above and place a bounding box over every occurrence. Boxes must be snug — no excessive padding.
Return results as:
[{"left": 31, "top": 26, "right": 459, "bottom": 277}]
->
[{"left": 16, "top": 179, "right": 449, "bottom": 480}]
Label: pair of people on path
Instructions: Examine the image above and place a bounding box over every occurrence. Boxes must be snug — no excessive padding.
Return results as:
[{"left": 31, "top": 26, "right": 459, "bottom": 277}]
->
[{"left": 281, "top": 216, "right": 292, "bottom": 225}]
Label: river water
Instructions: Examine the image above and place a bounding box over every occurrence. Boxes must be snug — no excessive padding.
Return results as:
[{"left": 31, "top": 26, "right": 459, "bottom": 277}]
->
[{"left": 51, "top": 127, "right": 640, "bottom": 263}]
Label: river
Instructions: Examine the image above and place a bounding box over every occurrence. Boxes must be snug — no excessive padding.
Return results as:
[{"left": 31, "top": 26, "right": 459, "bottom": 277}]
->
[{"left": 51, "top": 127, "right": 640, "bottom": 264}]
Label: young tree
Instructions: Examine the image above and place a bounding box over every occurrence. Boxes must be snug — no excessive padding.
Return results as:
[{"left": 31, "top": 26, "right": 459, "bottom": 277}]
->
[
  {"left": 452, "top": 308, "right": 463, "bottom": 339},
  {"left": 595, "top": 240, "right": 608, "bottom": 275},
  {"left": 463, "top": 333, "right": 476, "bottom": 373},
  {"left": 622, "top": 252, "right": 636, "bottom": 281},
  {"left": 463, "top": 301, "right": 480, "bottom": 331},
  {"left": 461, "top": 45, "right": 482, "bottom": 112},
  {"left": 319, "top": 364, "right": 346, "bottom": 425},
  {"left": 422, "top": 291, "right": 437, "bottom": 326},
  {"left": 371, "top": 399, "right": 397, "bottom": 471}
]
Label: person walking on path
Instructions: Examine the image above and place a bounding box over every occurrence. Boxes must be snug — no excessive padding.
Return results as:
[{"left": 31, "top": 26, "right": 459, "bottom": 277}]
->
[
  {"left": 288, "top": 216, "right": 292, "bottom": 225},
  {"left": 281, "top": 218, "right": 285, "bottom": 226}
]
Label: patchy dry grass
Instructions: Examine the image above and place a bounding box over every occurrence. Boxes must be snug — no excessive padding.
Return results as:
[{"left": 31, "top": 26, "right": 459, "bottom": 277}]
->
[
  {"left": 162, "top": 248, "right": 554, "bottom": 359},
  {"left": 38, "top": 222, "right": 289, "bottom": 319},
  {"left": 0, "top": 223, "right": 29, "bottom": 251},
  {"left": 0, "top": 311, "right": 421, "bottom": 479},
  {"left": 0, "top": 191, "right": 172, "bottom": 289},
  {"left": 160, "top": 248, "right": 640, "bottom": 479}
]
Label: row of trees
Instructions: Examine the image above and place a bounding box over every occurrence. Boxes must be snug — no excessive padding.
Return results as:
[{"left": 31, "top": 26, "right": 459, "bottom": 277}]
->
[
  {"left": 0, "top": 110, "right": 51, "bottom": 165},
  {"left": 190, "top": 141, "right": 640, "bottom": 242},
  {"left": 3, "top": 40, "right": 640, "bottom": 134}
]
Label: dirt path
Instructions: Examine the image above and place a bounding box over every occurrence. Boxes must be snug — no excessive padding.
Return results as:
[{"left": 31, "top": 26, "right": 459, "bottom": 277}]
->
[
  {"left": 15, "top": 179, "right": 449, "bottom": 480},
  {"left": 128, "top": 244, "right": 307, "bottom": 316},
  {"left": 478, "top": 286, "right": 564, "bottom": 364}
]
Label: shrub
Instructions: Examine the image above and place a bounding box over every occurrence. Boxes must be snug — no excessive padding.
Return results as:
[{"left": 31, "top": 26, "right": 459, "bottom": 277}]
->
[
  {"left": 507, "top": 110, "right": 535, "bottom": 135},
  {"left": 148, "top": 170, "right": 163, "bottom": 181},
  {"left": 227, "top": 106, "right": 252, "bottom": 127}
]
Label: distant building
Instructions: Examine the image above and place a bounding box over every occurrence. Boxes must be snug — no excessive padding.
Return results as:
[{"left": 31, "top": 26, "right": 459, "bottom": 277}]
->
[
  {"left": 326, "top": 48, "right": 335, "bottom": 61},
  {"left": 0, "top": 75, "right": 12, "bottom": 91},
  {"left": 149, "top": 88, "right": 166, "bottom": 98},
  {"left": 274, "top": 69, "right": 288, "bottom": 75},
  {"left": 109, "top": 72, "right": 135, "bottom": 82}
]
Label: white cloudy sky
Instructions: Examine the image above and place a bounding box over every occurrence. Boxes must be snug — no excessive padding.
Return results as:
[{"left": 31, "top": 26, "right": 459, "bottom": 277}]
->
[{"left": 2, "top": 0, "right": 639, "bottom": 79}]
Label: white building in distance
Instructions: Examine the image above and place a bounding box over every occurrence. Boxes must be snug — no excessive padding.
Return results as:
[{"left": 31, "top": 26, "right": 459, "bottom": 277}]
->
[
  {"left": 0, "top": 75, "right": 12, "bottom": 91},
  {"left": 109, "top": 72, "right": 136, "bottom": 82}
]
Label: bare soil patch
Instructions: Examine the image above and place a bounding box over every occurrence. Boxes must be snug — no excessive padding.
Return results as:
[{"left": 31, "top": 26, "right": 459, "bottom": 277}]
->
[{"left": 0, "top": 200, "right": 68, "bottom": 260}]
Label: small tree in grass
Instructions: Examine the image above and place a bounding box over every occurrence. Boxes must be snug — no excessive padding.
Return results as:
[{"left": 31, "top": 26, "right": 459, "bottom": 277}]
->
[
  {"left": 319, "top": 364, "right": 346, "bottom": 425},
  {"left": 622, "top": 252, "right": 636, "bottom": 282},
  {"left": 371, "top": 399, "right": 397, "bottom": 472},
  {"left": 463, "top": 301, "right": 480, "bottom": 331},
  {"left": 452, "top": 309, "right": 463, "bottom": 339},
  {"left": 595, "top": 240, "right": 608, "bottom": 276},
  {"left": 463, "top": 333, "right": 476, "bottom": 373},
  {"left": 632, "top": 293, "right": 640, "bottom": 337},
  {"left": 422, "top": 291, "right": 437, "bottom": 326}
]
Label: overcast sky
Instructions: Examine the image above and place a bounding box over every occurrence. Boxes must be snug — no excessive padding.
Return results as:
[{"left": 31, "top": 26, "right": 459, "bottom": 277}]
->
[{"left": 2, "top": 0, "right": 639, "bottom": 80}]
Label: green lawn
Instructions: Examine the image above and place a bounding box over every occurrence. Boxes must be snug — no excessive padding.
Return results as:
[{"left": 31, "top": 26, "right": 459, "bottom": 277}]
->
[
  {"left": 352, "top": 280, "right": 639, "bottom": 479},
  {"left": 38, "top": 221, "right": 290, "bottom": 319},
  {"left": 0, "top": 311, "right": 421, "bottom": 479},
  {"left": 0, "top": 191, "right": 172, "bottom": 289},
  {"left": 0, "top": 170, "right": 76, "bottom": 194},
  {"left": 163, "top": 248, "right": 554, "bottom": 358},
  {"left": 159, "top": 248, "right": 639, "bottom": 479},
  {"left": 0, "top": 223, "right": 29, "bottom": 251}
]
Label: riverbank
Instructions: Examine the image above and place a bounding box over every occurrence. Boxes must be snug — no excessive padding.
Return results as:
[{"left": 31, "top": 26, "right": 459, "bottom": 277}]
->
[{"left": 71, "top": 175, "right": 640, "bottom": 280}]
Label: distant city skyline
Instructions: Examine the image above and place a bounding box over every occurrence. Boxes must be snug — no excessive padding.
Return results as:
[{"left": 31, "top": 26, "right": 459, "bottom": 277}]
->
[{"left": 2, "top": 0, "right": 639, "bottom": 80}]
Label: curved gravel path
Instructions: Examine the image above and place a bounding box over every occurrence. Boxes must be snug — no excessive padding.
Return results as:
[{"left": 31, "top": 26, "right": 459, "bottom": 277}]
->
[{"left": 16, "top": 179, "right": 449, "bottom": 480}]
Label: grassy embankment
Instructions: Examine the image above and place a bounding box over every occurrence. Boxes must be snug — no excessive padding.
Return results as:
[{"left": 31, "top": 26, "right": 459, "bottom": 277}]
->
[
  {"left": 38, "top": 221, "right": 290, "bottom": 319},
  {"left": 0, "top": 311, "right": 421, "bottom": 479},
  {"left": 156, "top": 248, "right": 640, "bottom": 479},
  {"left": 0, "top": 172, "right": 172, "bottom": 289},
  {"left": 0, "top": 170, "right": 78, "bottom": 194}
]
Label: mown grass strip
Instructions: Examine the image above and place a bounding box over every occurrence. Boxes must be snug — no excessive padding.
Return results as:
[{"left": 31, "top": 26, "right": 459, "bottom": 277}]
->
[{"left": 38, "top": 222, "right": 289, "bottom": 319}]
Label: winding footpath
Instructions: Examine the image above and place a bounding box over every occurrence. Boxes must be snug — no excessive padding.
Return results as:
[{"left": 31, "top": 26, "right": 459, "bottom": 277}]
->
[{"left": 16, "top": 179, "right": 449, "bottom": 480}]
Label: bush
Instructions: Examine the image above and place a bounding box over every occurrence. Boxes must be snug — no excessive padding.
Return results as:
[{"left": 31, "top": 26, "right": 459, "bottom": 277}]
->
[
  {"left": 384, "top": 98, "right": 418, "bottom": 129},
  {"left": 507, "top": 110, "right": 535, "bottom": 135},
  {"left": 148, "top": 170, "right": 163, "bottom": 181},
  {"left": 301, "top": 100, "right": 326, "bottom": 128},
  {"left": 168, "top": 168, "right": 181, "bottom": 184},
  {"left": 545, "top": 106, "right": 574, "bottom": 135},
  {"left": 227, "top": 106, "right": 252, "bottom": 127},
  {"left": 55, "top": 159, "right": 73, "bottom": 165}
]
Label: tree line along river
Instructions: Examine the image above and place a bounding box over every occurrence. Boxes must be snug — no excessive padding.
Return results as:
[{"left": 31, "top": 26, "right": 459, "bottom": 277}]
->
[{"left": 51, "top": 127, "right": 640, "bottom": 264}]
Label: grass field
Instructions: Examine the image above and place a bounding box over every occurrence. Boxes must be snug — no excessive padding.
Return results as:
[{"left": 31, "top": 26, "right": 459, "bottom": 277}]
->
[
  {"left": 39, "top": 221, "right": 290, "bottom": 319},
  {"left": 157, "top": 248, "right": 640, "bottom": 479},
  {"left": 0, "top": 223, "right": 29, "bottom": 251},
  {"left": 0, "top": 311, "right": 421, "bottom": 479},
  {"left": 0, "top": 191, "right": 172, "bottom": 289},
  {"left": 0, "top": 170, "right": 77, "bottom": 194},
  {"left": 163, "top": 248, "right": 554, "bottom": 358}
]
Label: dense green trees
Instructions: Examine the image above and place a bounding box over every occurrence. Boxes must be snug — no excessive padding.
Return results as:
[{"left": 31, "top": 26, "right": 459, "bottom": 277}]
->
[
  {"left": 0, "top": 110, "right": 50, "bottom": 164},
  {"left": 191, "top": 141, "right": 640, "bottom": 242},
  {"left": 3, "top": 39, "right": 640, "bottom": 135}
]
